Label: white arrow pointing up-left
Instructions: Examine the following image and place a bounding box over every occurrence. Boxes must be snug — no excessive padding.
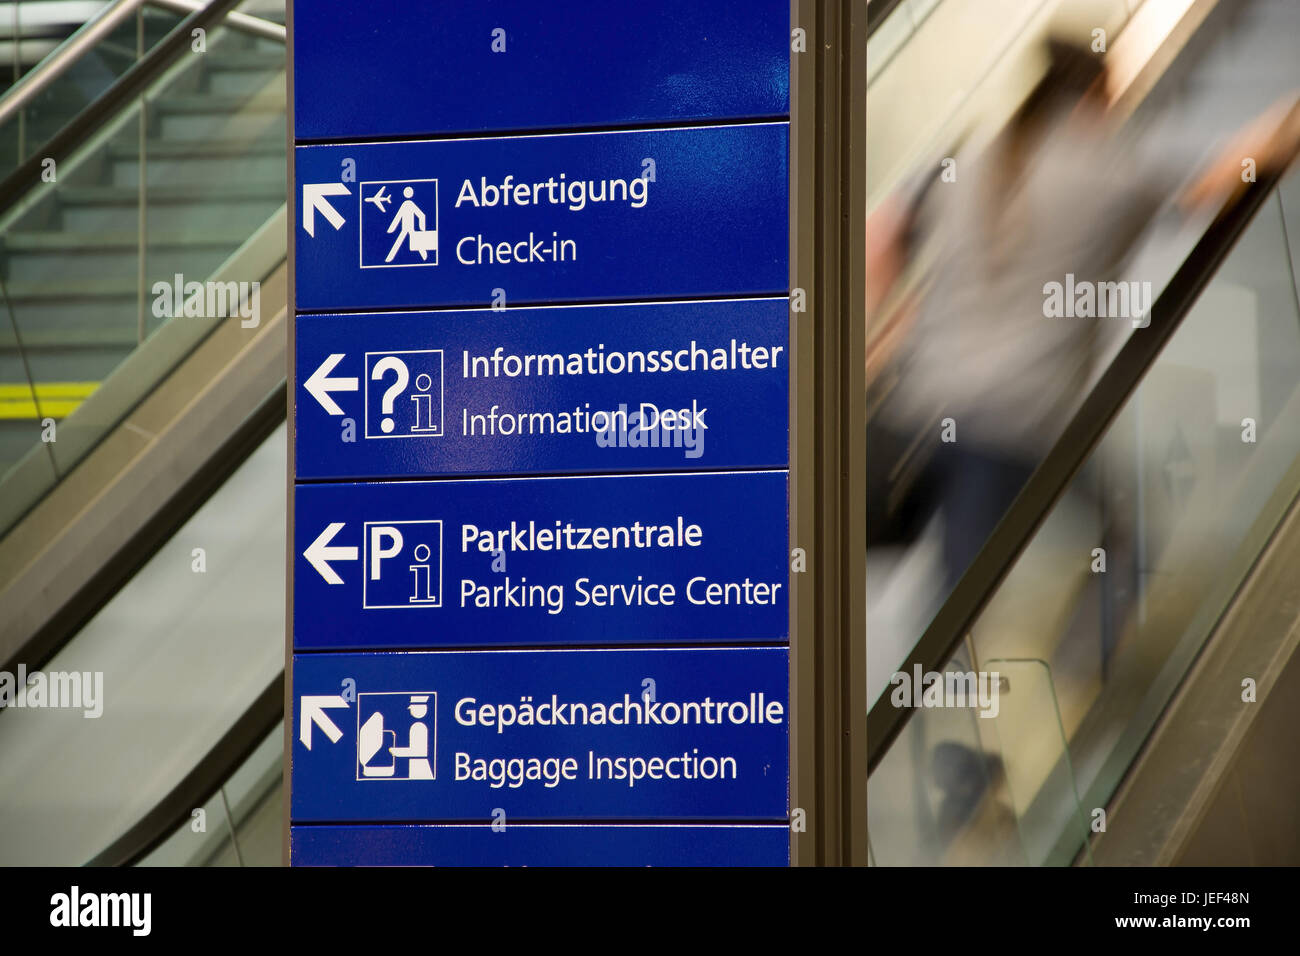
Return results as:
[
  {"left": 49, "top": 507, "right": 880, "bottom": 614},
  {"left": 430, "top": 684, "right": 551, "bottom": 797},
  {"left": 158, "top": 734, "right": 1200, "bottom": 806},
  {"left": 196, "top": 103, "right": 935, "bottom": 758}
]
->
[
  {"left": 302, "top": 182, "right": 350, "bottom": 237},
  {"left": 304, "top": 522, "right": 358, "bottom": 584},
  {"left": 300, "top": 695, "right": 348, "bottom": 750},
  {"left": 304, "top": 353, "right": 358, "bottom": 416}
]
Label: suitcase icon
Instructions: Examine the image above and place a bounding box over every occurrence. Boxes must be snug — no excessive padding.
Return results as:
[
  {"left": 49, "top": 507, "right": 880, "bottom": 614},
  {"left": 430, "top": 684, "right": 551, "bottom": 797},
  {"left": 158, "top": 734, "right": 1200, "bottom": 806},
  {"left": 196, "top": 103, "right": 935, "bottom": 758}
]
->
[{"left": 409, "top": 229, "right": 438, "bottom": 254}]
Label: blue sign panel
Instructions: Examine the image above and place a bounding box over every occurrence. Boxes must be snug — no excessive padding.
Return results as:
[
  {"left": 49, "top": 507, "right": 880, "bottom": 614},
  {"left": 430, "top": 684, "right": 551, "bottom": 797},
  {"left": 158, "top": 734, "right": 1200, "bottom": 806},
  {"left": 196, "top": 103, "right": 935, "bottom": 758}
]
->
[
  {"left": 294, "top": 472, "right": 788, "bottom": 650},
  {"left": 293, "top": 0, "right": 789, "bottom": 141},
  {"left": 291, "top": 824, "right": 789, "bottom": 867},
  {"left": 295, "top": 123, "right": 788, "bottom": 311},
  {"left": 295, "top": 299, "right": 789, "bottom": 480},
  {"left": 290, "top": 0, "right": 791, "bottom": 867},
  {"left": 291, "top": 647, "right": 789, "bottom": 823}
]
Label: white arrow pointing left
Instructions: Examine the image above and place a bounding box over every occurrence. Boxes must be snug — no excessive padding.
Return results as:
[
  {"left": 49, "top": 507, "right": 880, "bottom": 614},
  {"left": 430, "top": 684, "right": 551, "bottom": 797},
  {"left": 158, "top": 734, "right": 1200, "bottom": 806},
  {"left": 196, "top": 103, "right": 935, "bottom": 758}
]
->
[
  {"left": 304, "top": 522, "right": 358, "bottom": 585},
  {"left": 302, "top": 182, "right": 350, "bottom": 237},
  {"left": 304, "top": 353, "right": 358, "bottom": 416},
  {"left": 300, "top": 695, "right": 349, "bottom": 750}
]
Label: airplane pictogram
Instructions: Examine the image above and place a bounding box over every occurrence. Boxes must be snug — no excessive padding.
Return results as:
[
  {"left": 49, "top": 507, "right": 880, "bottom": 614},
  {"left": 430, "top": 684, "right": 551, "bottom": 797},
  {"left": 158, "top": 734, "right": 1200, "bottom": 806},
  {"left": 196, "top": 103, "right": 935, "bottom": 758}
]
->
[{"left": 365, "top": 185, "right": 393, "bottom": 213}]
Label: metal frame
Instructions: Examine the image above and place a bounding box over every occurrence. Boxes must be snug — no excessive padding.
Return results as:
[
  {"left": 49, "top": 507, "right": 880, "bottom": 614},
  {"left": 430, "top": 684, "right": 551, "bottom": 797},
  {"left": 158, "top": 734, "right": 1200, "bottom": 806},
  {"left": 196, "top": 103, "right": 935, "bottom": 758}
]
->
[
  {"left": 280, "top": 0, "right": 295, "bottom": 869},
  {"left": 844, "top": 0, "right": 869, "bottom": 869},
  {"left": 790, "top": 0, "right": 868, "bottom": 867}
]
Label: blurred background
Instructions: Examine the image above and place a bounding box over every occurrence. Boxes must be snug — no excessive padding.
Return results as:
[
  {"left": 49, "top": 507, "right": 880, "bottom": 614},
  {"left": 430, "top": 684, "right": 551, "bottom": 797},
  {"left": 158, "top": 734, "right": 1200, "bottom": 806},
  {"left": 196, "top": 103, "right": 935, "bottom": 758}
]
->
[{"left": 866, "top": 0, "right": 1300, "bottom": 866}]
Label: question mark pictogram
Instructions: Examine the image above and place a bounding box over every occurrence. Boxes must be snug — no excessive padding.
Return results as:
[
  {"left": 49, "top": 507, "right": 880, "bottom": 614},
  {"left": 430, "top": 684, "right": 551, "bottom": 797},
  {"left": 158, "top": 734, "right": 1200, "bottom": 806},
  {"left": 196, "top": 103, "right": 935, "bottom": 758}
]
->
[{"left": 371, "top": 356, "right": 410, "bottom": 434}]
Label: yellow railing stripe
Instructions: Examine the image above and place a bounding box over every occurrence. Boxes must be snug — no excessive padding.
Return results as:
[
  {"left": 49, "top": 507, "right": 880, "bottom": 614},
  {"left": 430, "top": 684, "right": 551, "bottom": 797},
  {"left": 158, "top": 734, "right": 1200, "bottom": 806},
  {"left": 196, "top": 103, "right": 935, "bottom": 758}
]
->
[{"left": 0, "top": 382, "right": 98, "bottom": 419}]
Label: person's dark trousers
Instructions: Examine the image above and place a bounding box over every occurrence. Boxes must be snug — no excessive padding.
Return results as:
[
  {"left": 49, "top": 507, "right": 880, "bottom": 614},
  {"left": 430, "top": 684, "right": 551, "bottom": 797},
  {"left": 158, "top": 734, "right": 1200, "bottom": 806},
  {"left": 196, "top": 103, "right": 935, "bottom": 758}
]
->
[
  {"left": 936, "top": 443, "right": 1037, "bottom": 594},
  {"left": 866, "top": 419, "right": 943, "bottom": 549}
]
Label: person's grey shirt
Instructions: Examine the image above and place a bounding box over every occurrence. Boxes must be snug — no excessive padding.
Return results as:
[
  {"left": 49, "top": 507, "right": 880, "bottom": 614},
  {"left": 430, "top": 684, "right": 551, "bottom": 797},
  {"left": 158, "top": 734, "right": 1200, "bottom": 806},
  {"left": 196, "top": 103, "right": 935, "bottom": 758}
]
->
[{"left": 882, "top": 118, "right": 1184, "bottom": 458}]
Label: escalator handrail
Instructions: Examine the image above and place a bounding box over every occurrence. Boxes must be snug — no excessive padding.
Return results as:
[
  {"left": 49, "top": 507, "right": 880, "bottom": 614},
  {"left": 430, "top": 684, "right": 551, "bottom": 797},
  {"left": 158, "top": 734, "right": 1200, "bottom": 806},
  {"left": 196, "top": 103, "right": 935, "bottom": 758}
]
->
[
  {"left": 149, "top": 0, "right": 284, "bottom": 42},
  {"left": 865, "top": 159, "right": 1298, "bottom": 775},
  {"left": 85, "top": 670, "right": 283, "bottom": 867},
  {"left": 0, "top": 0, "right": 150, "bottom": 130},
  {"left": 867, "top": 0, "right": 906, "bottom": 38},
  {"left": 0, "top": 0, "right": 264, "bottom": 221},
  {"left": 62, "top": 381, "right": 288, "bottom": 866}
]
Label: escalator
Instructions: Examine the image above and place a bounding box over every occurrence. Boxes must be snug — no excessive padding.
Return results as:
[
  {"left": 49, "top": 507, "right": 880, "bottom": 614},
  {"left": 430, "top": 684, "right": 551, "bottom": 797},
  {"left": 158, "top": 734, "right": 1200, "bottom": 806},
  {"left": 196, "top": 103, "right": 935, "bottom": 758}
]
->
[
  {"left": 866, "top": 2, "right": 1300, "bottom": 866},
  {"left": 0, "top": 0, "right": 287, "bottom": 866}
]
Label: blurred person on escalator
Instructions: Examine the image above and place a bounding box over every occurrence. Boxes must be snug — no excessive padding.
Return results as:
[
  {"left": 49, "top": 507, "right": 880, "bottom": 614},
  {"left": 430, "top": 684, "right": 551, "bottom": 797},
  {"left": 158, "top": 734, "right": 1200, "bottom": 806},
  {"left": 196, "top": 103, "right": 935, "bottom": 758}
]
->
[
  {"left": 866, "top": 35, "right": 1300, "bottom": 596},
  {"left": 866, "top": 33, "right": 1300, "bottom": 864}
]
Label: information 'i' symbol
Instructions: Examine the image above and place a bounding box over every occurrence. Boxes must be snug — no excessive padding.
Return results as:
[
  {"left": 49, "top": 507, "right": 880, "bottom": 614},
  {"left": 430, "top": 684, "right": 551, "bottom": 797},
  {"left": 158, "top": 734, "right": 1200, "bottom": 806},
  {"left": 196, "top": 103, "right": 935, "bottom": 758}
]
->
[
  {"left": 410, "top": 373, "right": 436, "bottom": 431},
  {"left": 409, "top": 542, "right": 437, "bottom": 603}
]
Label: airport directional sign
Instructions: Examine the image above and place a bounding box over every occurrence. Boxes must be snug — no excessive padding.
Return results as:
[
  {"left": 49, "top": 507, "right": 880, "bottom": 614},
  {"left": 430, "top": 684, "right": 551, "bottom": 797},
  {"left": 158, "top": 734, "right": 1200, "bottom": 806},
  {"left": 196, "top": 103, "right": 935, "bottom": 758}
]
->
[
  {"left": 291, "top": 647, "right": 790, "bottom": 823},
  {"left": 295, "top": 298, "right": 789, "bottom": 480},
  {"left": 294, "top": 471, "right": 788, "bottom": 651},
  {"left": 294, "top": 123, "right": 788, "bottom": 311}
]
